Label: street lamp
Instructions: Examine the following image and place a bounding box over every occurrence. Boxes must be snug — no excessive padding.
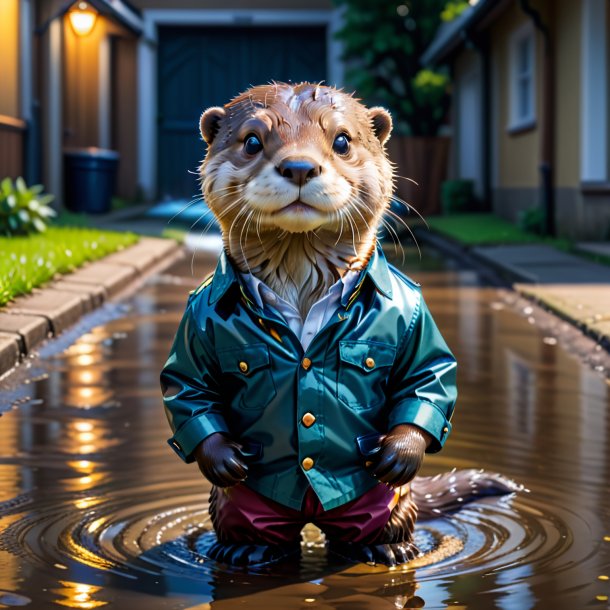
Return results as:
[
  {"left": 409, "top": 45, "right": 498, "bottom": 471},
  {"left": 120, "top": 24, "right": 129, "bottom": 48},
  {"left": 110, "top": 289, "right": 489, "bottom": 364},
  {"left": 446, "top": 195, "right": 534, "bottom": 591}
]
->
[{"left": 68, "top": 1, "right": 97, "bottom": 37}]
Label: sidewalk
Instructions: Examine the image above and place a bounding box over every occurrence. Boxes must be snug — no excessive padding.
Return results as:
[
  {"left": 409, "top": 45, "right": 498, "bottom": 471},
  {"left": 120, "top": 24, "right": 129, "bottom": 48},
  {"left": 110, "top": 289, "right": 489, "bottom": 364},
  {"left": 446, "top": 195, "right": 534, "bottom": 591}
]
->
[
  {"left": 0, "top": 202, "right": 222, "bottom": 379},
  {"left": 416, "top": 229, "right": 610, "bottom": 350},
  {"left": 0, "top": 234, "right": 182, "bottom": 378}
]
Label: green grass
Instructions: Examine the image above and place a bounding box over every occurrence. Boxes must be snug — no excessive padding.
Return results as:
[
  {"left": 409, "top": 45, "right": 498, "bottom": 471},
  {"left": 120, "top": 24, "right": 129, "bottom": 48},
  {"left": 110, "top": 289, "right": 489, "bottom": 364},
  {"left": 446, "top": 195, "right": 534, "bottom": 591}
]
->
[
  {"left": 161, "top": 228, "right": 187, "bottom": 243},
  {"left": 425, "top": 212, "right": 610, "bottom": 268},
  {"left": 426, "top": 213, "right": 571, "bottom": 248},
  {"left": 0, "top": 226, "right": 138, "bottom": 306}
]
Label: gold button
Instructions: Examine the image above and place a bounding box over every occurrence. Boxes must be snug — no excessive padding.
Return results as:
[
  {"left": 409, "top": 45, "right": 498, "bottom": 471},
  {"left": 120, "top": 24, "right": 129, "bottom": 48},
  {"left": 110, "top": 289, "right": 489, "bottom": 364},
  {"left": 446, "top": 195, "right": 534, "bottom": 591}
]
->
[
  {"left": 239, "top": 361, "right": 248, "bottom": 373},
  {"left": 302, "top": 457, "right": 314, "bottom": 471},
  {"left": 443, "top": 426, "right": 449, "bottom": 434},
  {"left": 301, "top": 357, "right": 312, "bottom": 370},
  {"left": 302, "top": 412, "right": 316, "bottom": 427},
  {"left": 365, "top": 357, "right": 375, "bottom": 369}
]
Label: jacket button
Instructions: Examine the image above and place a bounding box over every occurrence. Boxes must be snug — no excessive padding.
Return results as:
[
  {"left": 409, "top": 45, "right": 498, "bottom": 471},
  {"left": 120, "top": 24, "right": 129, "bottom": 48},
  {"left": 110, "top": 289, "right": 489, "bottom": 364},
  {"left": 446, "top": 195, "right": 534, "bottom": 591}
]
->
[
  {"left": 239, "top": 361, "right": 248, "bottom": 373},
  {"left": 301, "top": 412, "right": 316, "bottom": 427},
  {"left": 365, "top": 357, "right": 375, "bottom": 369},
  {"left": 301, "top": 357, "right": 312, "bottom": 370},
  {"left": 443, "top": 426, "right": 449, "bottom": 434},
  {"left": 302, "top": 457, "right": 314, "bottom": 471}
]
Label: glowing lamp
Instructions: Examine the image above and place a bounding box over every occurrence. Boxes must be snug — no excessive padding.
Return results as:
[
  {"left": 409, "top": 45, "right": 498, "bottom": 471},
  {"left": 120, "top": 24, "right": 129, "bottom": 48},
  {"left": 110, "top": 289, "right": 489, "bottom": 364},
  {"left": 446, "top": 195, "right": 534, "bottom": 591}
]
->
[{"left": 68, "top": 2, "right": 97, "bottom": 37}]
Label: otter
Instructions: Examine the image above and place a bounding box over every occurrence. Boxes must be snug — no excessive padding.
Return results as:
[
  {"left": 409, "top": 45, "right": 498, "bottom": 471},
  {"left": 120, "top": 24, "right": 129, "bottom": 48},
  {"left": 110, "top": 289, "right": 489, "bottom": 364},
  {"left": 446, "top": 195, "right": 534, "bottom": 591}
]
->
[{"left": 161, "top": 82, "right": 516, "bottom": 567}]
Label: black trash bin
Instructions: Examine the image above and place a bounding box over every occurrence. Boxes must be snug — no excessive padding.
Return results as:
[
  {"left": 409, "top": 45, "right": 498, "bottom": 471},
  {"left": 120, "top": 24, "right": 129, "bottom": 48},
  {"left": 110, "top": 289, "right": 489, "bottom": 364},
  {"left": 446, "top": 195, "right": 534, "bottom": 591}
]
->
[{"left": 64, "top": 147, "right": 120, "bottom": 214}]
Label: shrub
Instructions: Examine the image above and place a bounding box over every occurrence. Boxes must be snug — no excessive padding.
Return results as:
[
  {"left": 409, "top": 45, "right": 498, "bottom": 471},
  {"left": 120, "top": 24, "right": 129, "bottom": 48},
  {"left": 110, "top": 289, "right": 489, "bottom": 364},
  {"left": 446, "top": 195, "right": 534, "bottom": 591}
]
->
[
  {"left": 0, "top": 177, "right": 56, "bottom": 236},
  {"left": 518, "top": 206, "right": 545, "bottom": 235},
  {"left": 441, "top": 180, "right": 476, "bottom": 214}
]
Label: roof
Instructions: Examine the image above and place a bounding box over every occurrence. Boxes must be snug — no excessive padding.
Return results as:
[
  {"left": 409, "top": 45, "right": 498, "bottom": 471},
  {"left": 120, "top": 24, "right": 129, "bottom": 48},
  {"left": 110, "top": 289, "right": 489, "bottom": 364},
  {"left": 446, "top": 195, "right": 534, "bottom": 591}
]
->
[
  {"left": 37, "top": 0, "right": 143, "bottom": 36},
  {"left": 93, "top": 0, "right": 143, "bottom": 34},
  {"left": 421, "top": 0, "right": 510, "bottom": 65}
]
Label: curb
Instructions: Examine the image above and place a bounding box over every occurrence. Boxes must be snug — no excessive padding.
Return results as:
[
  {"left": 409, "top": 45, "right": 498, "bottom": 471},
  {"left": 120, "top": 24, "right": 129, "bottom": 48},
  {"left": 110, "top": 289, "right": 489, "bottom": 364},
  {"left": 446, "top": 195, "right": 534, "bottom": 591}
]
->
[
  {"left": 0, "top": 236, "right": 182, "bottom": 379},
  {"left": 415, "top": 227, "right": 610, "bottom": 351},
  {"left": 514, "top": 283, "right": 610, "bottom": 351},
  {"left": 413, "top": 227, "right": 513, "bottom": 287}
]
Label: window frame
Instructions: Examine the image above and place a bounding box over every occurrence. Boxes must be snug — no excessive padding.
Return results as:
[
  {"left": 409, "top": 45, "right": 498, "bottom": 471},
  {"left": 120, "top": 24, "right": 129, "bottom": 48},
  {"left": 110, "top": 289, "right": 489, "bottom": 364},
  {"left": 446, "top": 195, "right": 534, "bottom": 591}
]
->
[{"left": 507, "top": 21, "right": 537, "bottom": 133}]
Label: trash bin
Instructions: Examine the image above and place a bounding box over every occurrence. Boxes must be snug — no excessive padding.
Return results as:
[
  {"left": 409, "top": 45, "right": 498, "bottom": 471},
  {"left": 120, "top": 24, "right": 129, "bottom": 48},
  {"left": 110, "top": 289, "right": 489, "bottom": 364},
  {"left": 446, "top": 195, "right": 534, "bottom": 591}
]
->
[{"left": 64, "top": 147, "right": 120, "bottom": 214}]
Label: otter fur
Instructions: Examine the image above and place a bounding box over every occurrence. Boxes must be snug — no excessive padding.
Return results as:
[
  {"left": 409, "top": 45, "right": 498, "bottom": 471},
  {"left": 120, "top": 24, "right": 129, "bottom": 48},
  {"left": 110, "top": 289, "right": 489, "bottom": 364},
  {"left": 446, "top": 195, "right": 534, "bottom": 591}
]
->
[
  {"left": 199, "top": 82, "right": 393, "bottom": 318},
  {"left": 163, "top": 82, "right": 518, "bottom": 568}
]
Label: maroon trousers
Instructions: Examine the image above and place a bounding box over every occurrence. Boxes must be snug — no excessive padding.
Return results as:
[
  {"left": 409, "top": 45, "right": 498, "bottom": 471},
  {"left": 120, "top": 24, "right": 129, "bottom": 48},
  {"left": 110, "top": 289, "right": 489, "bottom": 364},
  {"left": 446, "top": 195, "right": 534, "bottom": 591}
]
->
[{"left": 211, "top": 483, "right": 399, "bottom": 545}]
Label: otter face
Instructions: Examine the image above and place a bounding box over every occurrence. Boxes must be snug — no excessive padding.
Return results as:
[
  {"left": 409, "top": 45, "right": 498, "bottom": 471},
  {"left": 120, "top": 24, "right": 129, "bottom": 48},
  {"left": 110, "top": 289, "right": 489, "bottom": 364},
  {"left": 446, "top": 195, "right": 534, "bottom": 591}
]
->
[{"left": 199, "top": 83, "right": 394, "bottom": 237}]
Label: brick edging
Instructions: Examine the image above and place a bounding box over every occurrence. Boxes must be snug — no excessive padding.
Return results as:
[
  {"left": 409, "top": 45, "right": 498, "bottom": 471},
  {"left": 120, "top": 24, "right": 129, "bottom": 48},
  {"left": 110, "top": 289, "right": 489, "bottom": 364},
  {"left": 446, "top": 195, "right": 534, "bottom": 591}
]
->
[{"left": 0, "top": 237, "right": 182, "bottom": 379}]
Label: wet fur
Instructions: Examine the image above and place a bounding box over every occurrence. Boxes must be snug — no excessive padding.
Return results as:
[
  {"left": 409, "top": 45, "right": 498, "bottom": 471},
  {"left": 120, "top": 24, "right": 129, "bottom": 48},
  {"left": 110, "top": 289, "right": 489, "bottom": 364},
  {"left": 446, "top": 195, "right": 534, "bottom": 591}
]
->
[{"left": 199, "top": 82, "right": 393, "bottom": 317}]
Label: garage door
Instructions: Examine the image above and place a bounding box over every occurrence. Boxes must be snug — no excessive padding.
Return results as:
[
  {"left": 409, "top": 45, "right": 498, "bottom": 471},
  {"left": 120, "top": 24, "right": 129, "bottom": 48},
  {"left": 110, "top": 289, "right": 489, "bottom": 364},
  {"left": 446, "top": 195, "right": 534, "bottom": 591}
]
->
[{"left": 157, "top": 25, "right": 327, "bottom": 200}]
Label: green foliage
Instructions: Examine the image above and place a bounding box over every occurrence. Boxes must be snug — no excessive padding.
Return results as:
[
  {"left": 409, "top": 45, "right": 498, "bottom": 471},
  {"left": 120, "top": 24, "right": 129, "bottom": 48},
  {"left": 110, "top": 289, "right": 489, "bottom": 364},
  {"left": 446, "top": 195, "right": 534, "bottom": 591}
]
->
[
  {"left": 440, "top": 179, "right": 476, "bottom": 214},
  {"left": 412, "top": 69, "right": 450, "bottom": 126},
  {"left": 0, "top": 177, "right": 56, "bottom": 236},
  {"left": 518, "top": 206, "right": 546, "bottom": 236},
  {"left": 441, "top": 0, "right": 470, "bottom": 22},
  {"left": 0, "top": 227, "right": 138, "bottom": 306},
  {"left": 161, "top": 228, "right": 187, "bottom": 243},
  {"left": 334, "top": 0, "right": 450, "bottom": 136}
]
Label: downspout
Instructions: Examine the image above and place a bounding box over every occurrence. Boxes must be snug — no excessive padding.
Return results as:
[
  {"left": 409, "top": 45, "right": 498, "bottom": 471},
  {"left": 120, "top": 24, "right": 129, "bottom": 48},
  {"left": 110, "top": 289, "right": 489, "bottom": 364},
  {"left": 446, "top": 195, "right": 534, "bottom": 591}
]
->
[{"left": 519, "top": 0, "right": 555, "bottom": 236}]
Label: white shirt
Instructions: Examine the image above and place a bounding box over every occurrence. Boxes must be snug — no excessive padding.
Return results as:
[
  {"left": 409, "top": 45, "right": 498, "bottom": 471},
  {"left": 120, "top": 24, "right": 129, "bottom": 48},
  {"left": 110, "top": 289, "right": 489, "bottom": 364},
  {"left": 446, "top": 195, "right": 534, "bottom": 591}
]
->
[{"left": 240, "top": 270, "right": 360, "bottom": 351}]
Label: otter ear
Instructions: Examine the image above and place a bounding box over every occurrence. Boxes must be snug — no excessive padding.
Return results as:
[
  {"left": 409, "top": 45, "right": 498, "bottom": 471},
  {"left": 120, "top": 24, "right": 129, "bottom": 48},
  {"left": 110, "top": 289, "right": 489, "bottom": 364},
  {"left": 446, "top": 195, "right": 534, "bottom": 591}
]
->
[
  {"left": 368, "top": 107, "right": 393, "bottom": 145},
  {"left": 200, "top": 107, "right": 226, "bottom": 145}
]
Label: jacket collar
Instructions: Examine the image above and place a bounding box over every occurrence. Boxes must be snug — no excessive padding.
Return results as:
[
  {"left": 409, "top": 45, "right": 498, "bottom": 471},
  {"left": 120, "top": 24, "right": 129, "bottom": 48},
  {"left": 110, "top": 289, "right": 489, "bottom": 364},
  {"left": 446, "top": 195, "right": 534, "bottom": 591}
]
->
[
  {"left": 208, "top": 249, "right": 239, "bottom": 305},
  {"left": 208, "top": 244, "right": 393, "bottom": 307}
]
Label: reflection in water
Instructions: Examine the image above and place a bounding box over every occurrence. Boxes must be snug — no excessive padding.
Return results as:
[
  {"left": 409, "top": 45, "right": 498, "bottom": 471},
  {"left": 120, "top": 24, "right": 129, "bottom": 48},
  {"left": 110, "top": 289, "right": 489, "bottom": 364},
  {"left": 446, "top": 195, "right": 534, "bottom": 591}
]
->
[
  {"left": 52, "top": 581, "right": 108, "bottom": 609},
  {"left": 0, "top": 247, "right": 608, "bottom": 609},
  {"left": 495, "top": 565, "right": 535, "bottom": 610}
]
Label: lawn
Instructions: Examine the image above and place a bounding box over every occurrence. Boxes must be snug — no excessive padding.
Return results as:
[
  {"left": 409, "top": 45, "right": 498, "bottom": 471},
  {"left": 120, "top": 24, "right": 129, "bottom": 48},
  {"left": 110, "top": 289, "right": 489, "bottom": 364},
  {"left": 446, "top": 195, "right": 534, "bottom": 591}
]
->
[
  {"left": 0, "top": 226, "right": 138, "bottom": 306},
  {"left": 425, "top": 213, "right": 575, "bottom": 248},
  {"left": 425, "top": 213, "right": 544, "bottom": 246}
]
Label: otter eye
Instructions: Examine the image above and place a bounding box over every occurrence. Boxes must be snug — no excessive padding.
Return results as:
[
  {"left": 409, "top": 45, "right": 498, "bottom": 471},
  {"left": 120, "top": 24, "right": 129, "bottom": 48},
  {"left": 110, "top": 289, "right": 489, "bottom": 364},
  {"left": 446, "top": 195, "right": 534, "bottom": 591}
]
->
[
  {"left": 244, "top": 134, "right": 263, "bottom": 155},
  {"left": 333, "top": 133, "right": 350, "bottom": 155}
]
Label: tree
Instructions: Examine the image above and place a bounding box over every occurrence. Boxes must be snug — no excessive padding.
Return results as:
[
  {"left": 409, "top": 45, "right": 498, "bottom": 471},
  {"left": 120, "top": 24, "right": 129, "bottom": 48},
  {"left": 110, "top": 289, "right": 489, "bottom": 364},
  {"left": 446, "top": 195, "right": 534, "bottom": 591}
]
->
[{"left": 334, "top": 0, "right": 452, "bottom": 136}]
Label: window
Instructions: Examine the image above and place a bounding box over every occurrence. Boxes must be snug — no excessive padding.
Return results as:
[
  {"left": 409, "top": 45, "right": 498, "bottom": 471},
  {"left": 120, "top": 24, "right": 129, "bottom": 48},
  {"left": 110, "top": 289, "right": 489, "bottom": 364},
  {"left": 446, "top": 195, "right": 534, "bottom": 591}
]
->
[{"left": 509, "top": 23, "right": 536, "bottom": 131}]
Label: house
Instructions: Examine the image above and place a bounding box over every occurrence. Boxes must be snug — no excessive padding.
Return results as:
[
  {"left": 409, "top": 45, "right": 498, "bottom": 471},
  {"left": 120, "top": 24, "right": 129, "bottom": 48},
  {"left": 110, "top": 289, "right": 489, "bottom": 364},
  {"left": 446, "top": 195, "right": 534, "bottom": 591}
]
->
[
  {"left": 422, "top": 0, "right": 610, "bottom": 240},
  {"left": 1, "top": 0, "right": 344, "bottom": 206}
]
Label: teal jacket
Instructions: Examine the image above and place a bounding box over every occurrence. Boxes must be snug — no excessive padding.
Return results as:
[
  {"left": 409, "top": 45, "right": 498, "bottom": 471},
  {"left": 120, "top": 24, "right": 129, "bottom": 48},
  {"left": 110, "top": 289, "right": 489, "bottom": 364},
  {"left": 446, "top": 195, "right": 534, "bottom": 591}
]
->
[{"left": 161, "top": 247, "right": 457, "bottom": 511}]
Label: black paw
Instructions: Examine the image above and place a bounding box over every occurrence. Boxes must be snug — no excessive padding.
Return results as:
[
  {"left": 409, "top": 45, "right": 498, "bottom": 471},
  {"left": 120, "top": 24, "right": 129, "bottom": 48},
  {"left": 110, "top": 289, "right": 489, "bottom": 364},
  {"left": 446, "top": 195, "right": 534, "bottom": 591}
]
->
[
  {"left": 205, "top": 540, "right": 300, "bottom": 567},
  {"left": 328, "top": 540, "right": 419, "bottom": 566}
]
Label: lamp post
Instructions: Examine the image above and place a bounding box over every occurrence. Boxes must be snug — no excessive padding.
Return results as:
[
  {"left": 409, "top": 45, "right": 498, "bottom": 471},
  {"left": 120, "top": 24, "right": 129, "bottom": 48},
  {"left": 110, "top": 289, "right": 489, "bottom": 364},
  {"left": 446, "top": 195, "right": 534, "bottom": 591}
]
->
[{"left": 68, "top": 1, "right": 97, "bottom": 37}]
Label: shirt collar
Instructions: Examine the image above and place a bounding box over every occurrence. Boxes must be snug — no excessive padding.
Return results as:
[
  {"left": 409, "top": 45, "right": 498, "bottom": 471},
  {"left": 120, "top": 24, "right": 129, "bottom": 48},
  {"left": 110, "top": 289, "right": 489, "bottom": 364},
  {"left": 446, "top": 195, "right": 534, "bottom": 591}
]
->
[
  {"left": 208, "top": 244, "right": 393, "bottom": 307},
  {"left": 240, "top": 267, "right": 360, "bottom": 312}
]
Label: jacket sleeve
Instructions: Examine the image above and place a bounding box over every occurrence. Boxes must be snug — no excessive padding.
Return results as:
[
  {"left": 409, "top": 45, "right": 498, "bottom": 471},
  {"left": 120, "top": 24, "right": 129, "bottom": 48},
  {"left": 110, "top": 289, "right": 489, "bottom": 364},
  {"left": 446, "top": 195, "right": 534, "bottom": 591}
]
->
[
  {"left": 387, "top": 293, "right": 457, "bottom": 453},
  {"left": 160, "top": 300, "right": 229, "bottom": 463}
]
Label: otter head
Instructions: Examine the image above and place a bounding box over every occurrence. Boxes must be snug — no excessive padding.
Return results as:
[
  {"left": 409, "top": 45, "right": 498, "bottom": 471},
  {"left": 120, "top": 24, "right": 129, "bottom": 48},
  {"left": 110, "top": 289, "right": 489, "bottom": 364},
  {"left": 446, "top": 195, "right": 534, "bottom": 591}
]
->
[
  {"left": 198, "top": 83, "right": 394, "bottom": 312},
  {"left": 200, "top": 83, "right": 393, "bottom": 249}
]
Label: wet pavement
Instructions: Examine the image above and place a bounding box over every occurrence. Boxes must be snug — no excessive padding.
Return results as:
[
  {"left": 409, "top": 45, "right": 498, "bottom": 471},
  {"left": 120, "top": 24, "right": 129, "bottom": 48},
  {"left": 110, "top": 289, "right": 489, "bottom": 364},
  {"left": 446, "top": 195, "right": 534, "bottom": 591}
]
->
[{"left": 0, "top": 245, "right": 608, "bottom": 610}]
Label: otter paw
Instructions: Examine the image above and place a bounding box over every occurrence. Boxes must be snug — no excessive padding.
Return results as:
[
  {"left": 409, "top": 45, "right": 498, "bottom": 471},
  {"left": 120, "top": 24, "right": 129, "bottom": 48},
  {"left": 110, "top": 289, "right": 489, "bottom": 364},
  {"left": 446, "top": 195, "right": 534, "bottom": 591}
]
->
[
  {"left": 205, "top": 541, "right": 300, "bottom": 567},
  {"left": 328, "top": 541, "right": 419, "bottom": 567}
]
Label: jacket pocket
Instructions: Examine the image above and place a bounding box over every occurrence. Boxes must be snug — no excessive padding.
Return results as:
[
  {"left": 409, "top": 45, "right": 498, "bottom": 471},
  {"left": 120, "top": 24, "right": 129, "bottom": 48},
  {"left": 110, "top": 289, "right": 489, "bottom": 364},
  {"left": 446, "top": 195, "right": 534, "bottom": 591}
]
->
[
  {"left": 217, "top": 343, "right": 277, "bottom": 410},
  {"left": 337, "top": 340, "right": 396, "bottom": 410}
]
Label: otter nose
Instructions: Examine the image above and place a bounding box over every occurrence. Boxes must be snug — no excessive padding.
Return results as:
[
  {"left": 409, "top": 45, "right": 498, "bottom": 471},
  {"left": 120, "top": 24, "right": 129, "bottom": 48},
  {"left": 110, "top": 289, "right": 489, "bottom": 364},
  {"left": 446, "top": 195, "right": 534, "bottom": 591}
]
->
[{"left": 276, "top": 158, "right": 321, "bottom": 186}]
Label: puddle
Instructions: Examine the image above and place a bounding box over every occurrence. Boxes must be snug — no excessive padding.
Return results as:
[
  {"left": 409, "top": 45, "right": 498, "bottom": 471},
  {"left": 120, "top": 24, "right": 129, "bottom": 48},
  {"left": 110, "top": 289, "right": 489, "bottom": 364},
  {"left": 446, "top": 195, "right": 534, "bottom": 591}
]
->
[{"left": 0, "top": 247, "right": 608, "bottom": 609}]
